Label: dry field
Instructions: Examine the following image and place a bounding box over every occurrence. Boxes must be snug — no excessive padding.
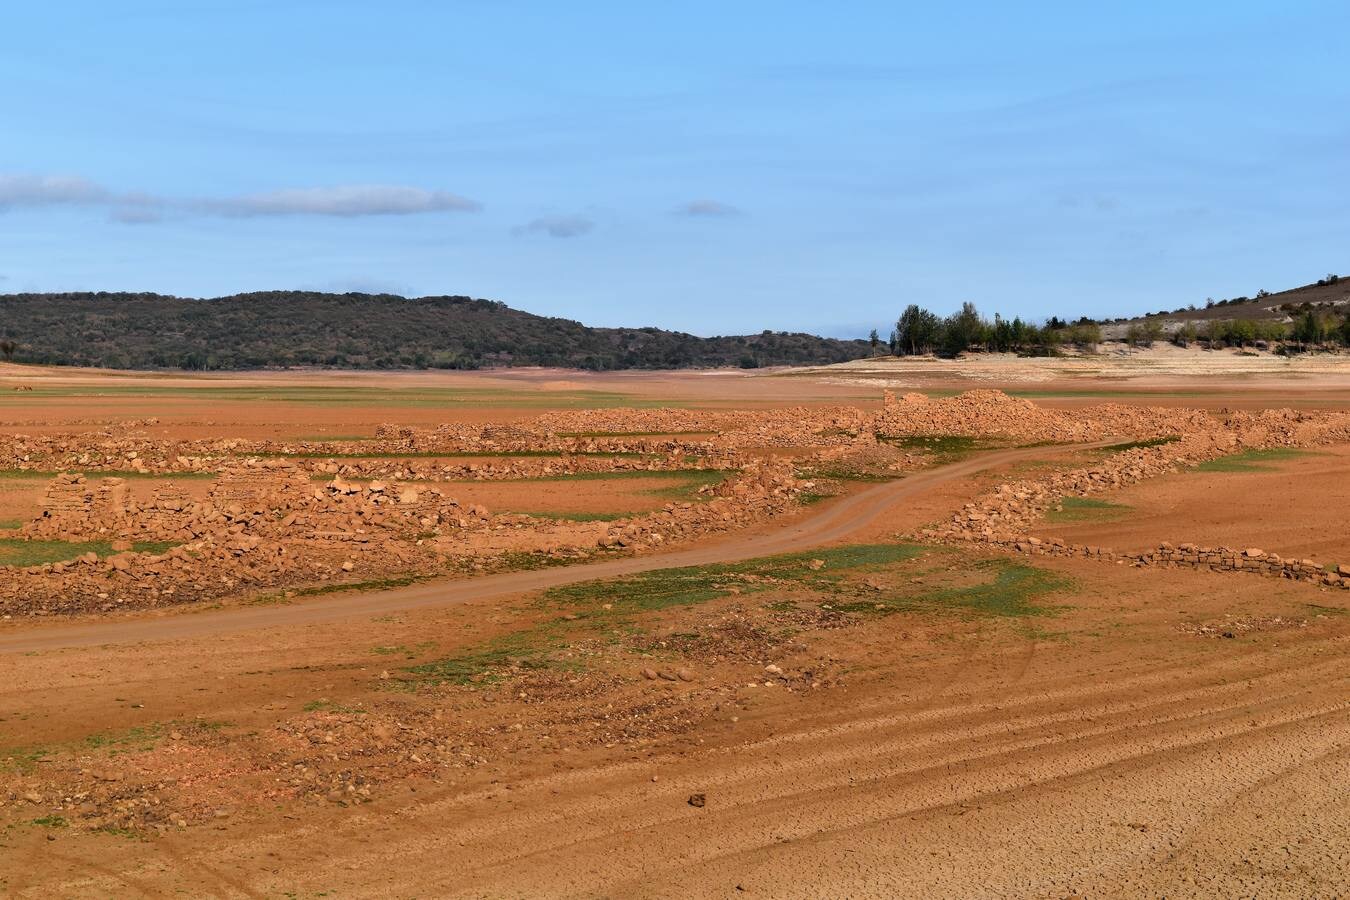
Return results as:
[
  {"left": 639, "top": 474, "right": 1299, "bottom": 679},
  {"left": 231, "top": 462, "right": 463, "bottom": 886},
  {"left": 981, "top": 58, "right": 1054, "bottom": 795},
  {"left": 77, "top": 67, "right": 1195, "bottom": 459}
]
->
[{"left": 1, "top": 357, "right": 1348, "bottom": 898}]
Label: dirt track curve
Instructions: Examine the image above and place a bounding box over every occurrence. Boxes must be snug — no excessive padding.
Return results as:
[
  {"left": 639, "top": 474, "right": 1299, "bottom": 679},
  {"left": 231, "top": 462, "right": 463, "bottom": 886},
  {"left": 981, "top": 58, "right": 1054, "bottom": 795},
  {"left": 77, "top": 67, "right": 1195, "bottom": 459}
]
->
[{"left": 0, "top": 443, "right": 1105, "bottom": 655}]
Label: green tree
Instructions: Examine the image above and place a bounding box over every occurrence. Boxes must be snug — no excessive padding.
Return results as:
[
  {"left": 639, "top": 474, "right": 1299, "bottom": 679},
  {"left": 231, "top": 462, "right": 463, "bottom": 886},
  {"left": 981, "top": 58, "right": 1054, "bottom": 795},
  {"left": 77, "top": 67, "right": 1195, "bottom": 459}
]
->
[
  {"left": 1125, "top": 320, "right": 1163, "bottom": 347},
  {"left": 941, "top": 302, "right": 987, "bottom": 356},
  {"left": 893, "top": 305, "right": 942, "bottom": 355},
  {"left": 1292, "top": 310, "right": 1326, "bottom": 347},
  {"left": 1226, "top": 319, "right": 1256, "bottom": 347},
  {"left": 1172, "top": 322, "right": 1198, "bottom": 347}
]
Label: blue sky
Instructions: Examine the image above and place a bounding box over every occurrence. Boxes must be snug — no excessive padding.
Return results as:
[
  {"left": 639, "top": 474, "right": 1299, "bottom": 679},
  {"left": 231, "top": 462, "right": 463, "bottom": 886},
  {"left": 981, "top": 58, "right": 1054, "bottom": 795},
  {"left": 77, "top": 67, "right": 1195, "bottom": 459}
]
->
[{"left": 2, "top": 1, "right": 1345, "bottom": 337}]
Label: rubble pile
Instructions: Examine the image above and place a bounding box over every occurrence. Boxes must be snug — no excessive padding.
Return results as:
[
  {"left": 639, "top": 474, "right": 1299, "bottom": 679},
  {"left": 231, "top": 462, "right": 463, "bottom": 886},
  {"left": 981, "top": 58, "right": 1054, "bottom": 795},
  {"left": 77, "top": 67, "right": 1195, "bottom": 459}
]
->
[
  {"left": 302, "top": 451, "right": 740, "bottom": 484},
  {"left": 928, "top": 411, "right": 1350, "bottom": 590},
  {"left": 435, "top": 458, "right": 808, "bottom": 556},
  {"left": 0, "top": 457, "right": 808, "bottom": 616},
  {"left": 871, "top": 389, "right": 1085, "bottom": 442},
  {"left": 7, "top": 390, "right": 1349, "bottom": 616}
]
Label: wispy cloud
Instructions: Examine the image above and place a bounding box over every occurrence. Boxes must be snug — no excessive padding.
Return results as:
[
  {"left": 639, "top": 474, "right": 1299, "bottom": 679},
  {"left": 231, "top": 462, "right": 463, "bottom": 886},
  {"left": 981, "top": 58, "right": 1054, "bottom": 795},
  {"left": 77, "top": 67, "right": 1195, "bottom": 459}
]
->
[
  {"left": 203, "top": 185, "right": 480, "bottom": 217},
  {"left": 0, "top": 174, "right": 111, "bottom": 208},
  {"left": 0, "top": 173, "right": 480, "bottom": 222},
  {"left": 512, "top": 215, "right": 594, "bottom": 238},
  {"left": 674, "top": 199, "right": 742, "bottom": 217}
]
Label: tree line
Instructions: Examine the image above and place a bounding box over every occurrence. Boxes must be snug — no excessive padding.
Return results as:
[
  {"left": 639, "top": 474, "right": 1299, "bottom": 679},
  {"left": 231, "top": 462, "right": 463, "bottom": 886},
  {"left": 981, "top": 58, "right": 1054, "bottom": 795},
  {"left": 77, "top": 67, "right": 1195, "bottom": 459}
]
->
[
  {"left": 876, "top": 298, "right": 1350, "bottom": 358},
  {"left": 1162, "top": 308, "right": 1350, "bottom": 351},
  {"left": 880, "top": 302, "right": 1103, "bottom": 357}
]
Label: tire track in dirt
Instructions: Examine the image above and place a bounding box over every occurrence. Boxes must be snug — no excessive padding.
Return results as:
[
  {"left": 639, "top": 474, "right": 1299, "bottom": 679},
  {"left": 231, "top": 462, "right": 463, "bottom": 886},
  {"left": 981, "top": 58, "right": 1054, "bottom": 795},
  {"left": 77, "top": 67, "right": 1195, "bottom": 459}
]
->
[
  {"left": 24, "top": 636, "right": 1346, "bottom": 897},
  {"left": 428, "top": 666, "right": 1349, "bottom": 892},
  {"left": 442, "top": 675, "right": 1348, "bottom": 897},
  {"left": 623, "top": 703, "right": 1349, "bottom": 899},
  {"left": 65, "top": 635, "right": 1340, "bottom": 898}
]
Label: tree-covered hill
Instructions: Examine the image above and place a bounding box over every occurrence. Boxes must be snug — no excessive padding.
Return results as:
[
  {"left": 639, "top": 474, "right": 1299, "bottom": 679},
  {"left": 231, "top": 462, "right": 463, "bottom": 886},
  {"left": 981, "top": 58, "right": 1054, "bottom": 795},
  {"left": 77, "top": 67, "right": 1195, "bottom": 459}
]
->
[{"left": 0, "top": 291, "right": 870, "bottom": 371}]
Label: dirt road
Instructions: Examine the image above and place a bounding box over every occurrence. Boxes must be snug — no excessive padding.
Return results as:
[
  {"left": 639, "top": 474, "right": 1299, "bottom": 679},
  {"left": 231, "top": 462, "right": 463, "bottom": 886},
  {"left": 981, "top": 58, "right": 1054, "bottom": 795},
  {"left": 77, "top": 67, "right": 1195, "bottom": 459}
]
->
[{"left": 0, "top": 443, "right": 1104, "bottom": 656}]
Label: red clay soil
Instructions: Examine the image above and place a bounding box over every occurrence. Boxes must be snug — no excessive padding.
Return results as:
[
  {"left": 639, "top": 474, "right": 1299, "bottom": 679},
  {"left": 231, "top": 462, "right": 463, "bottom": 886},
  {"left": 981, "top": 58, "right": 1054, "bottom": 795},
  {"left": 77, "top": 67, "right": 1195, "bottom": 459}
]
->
[
  {"left": 3, "top": 550, "right": 1346, "bottom": 898},
  {"left": 1, "top": 367, "right": 1348, "bottom": 897},
  {"left": 1039, "top": 444, "right": 1350, "bottom": 561}
]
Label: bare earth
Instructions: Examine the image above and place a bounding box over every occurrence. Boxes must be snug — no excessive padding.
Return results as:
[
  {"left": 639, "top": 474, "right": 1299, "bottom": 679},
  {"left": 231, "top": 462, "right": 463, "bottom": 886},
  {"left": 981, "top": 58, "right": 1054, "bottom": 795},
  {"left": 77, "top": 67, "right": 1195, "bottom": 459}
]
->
[{"left": 1, "top": 355, "right": 1347, "bottom": 898}]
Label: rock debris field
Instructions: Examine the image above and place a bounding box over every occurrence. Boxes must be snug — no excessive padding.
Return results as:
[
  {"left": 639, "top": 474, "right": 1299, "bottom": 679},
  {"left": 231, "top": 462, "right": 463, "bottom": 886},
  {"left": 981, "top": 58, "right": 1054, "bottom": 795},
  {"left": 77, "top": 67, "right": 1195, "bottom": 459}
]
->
[
  {"left": 3, "top": 390, "right": 1349, "bottom": 617},
  {"left": 2, "top": 378, "right": 1349, "bottom": 898}
]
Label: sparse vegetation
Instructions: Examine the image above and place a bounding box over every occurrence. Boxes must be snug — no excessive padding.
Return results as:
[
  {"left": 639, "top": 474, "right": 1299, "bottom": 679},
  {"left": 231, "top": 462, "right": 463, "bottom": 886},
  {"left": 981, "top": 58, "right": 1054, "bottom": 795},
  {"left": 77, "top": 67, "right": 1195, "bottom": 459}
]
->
[
  {"left": 835, "top": 558, "right": 1071, "bottom": 619},
  {"left": 1194, "top": 448, "right": 1308, "bottom": 472},
  {"left": 0, "top": 538, "right": 176, "bottom": 567},
  {"left": 1046, "top": 496, "right": 1130, "bottom": 523},
  {"left": 883, "top": 434, "right": 993, "bottom": 462},
  {"left": 1102, "top": 436, "right": 1181, "bottom": 452}
]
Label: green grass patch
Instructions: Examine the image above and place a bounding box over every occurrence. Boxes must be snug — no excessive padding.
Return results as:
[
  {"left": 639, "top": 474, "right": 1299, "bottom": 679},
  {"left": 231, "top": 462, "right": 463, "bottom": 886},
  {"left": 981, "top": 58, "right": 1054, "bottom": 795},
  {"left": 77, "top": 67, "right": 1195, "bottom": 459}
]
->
[
  {"left": 809, "top": 466, "right": 903, "bottom": 483},
  {"left": 0, "top": 538, "right": 178, "bottom": 567},
  {"left": 93, "top": 824, "right": 142, "bottom": 840},
  {"left": 835, "top": 558, "right": 1071, "bottom": 619},
  {"left": 1305, "top": 602, "right": 1348, "bottom": 616},
  {"left": 0, "top": 519, "right": 22, "bottom": 530},
  {"left": 880, "top": 434, "right": 1000, "bottom": 463},
  {"left": 0, "top": 468, "right": 215, "bottom": 481},
  {"left": 303, "top": 699, "right": 366, "bottom": 714},
  {"left": 1, "top": 746, "right": 51, "bottom": 773},
  {"left": 0, "top": 469, "right": 60, "bottom": 480},
  {"left": 292, "top": 573, "right": 429, "bottom": 598},
  {"left": 545, "top": 544, "right": 926, "bottom": 613},
  {"left": 82, "top": 724, "right": 163, "bottom": 754},
  {"left": 31, "top": 815, "right": 68, "bottom": 829},
  {"left": 406, "top": 628, "right": 563, "bottom": 685},
  {"left": 641, "top": 469, "right": 728, "bottom": 500},
  {"left": 407, "top": 544, "right": 1069, "bottom": 688},
  {"left": 409, "top": 544, "right": 925, "bottom": 686},
  {"left": 1045, "top": 496, "right": 1130, "bottom": 523},
  {"left": 2, "top": 720, "right": 224, "bottom": 773},
  {"left": 1102, "top": 435, "right": 1180, "bottom": 452},
  {"left": 1195, "top": 448, "right": 1309, "bottom": 472},
  {"left": 490, "top": 551, "right": 596, "bottom": 574}
]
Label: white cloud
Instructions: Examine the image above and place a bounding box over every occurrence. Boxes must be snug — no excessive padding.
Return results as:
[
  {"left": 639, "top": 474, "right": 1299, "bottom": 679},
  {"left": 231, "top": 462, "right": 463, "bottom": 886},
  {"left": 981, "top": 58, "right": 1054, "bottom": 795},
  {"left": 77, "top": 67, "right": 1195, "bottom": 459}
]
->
[
  {"left": 206, "top": 185, "right": 481, "bottom": 217},
  {"left": 0, "top": 174, "right": 110, "bottom": 208},
  {"left": 675, "top": 199, "right": 742, "bottom": 217},
  {"left": 512, "top": 215, "right": 594, "bottom": 238},
  {"left": 0, "top": 173, "right": 481, "bottom": 222}
]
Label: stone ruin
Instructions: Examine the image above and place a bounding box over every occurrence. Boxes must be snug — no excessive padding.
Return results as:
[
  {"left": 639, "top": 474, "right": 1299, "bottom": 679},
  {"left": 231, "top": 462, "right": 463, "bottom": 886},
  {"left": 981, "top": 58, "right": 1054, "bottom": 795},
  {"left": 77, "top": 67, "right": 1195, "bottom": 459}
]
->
[
  {"left": 207, "top": 459, "right": 315, "bottom": 512},
  {"left": 28, "top": 473, "right": 132, "bottom": 539}
]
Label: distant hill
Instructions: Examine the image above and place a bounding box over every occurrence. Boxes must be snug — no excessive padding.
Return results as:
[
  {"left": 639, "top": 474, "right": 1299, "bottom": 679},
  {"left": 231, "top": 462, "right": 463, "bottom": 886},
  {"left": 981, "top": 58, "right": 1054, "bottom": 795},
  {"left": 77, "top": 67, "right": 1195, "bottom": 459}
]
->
[
  {"left": 1100, "top": 275, "right": 1348, "bottom": 339},
  {"left": 0, "top": 291, "right": 871, "bottom": 371}
]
